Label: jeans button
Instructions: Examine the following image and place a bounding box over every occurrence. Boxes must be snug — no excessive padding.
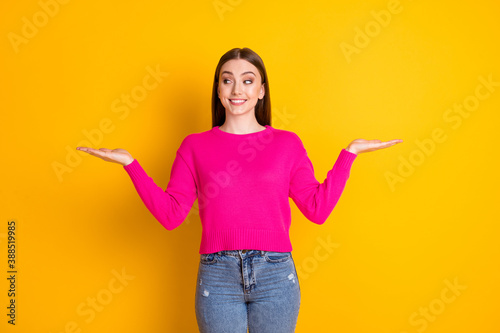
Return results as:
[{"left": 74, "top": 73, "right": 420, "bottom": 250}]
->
[{"left": 242, "top": 250, "right": 247, "bottom": 254}]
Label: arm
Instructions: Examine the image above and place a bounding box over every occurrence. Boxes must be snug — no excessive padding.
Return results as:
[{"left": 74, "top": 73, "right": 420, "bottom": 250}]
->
[
  {"left": 289, "top": 148, "right": 357, "bottom": 224},
  {"left": 75, "top": 145, "right": 198, "bottom": 230},
  {"left": 123, "top": 151, "right": 198, "bottom": 230},
  {"left": 288, "top": 136, "right": 403, "bottom": 223}
]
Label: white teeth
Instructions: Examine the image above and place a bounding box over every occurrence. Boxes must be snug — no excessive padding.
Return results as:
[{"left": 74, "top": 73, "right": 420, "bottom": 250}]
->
[{"left": 230, "top": 99, "right": 246, "bottom": 103}]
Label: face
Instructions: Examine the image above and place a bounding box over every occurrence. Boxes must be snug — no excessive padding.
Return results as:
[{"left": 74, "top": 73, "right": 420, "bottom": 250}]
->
[{"left": 217, "top": 59, "right": 265, "bottom": 117}]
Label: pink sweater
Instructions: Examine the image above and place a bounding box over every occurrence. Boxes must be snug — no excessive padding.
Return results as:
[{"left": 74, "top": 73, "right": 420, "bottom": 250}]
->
[{"left": 123, "top": 125, "right": 357, "bottom": 254}]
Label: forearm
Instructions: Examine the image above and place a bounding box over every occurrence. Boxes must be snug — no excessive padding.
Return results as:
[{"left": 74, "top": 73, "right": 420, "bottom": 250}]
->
[
  {"left": 123, "top": 159, "right": 193, "bottom": 230},
  {"left": 290, "top": 149, "right": 357, "bottom": 224}
]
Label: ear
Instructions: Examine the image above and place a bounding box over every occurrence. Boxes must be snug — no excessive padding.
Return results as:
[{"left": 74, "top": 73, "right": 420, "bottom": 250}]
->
[{"left": 259, "top": 83, "right": 265, "bottom": 100}]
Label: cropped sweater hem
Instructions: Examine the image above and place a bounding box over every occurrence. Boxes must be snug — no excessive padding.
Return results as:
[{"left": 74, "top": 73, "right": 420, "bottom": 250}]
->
[{"left": 200, "top": 228, "right": 293, "bottom": 254}]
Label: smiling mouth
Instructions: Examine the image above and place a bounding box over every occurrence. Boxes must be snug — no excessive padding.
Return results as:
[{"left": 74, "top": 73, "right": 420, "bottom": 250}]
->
[{"left": 229, "top": 99, "right": 247, "bottom": 105}]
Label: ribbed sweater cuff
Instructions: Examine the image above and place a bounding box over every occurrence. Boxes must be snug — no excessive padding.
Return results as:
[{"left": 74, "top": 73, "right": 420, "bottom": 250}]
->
[
  {"left": 123, "top": 159, "right": 147, "bottom": 181},
  {"left": 336, "top": 149, "right": 358, "bottom": 170}
]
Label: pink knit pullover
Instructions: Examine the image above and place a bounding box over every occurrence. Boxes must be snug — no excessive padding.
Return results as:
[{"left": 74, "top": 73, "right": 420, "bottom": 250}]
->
[{"left": 123, "top": 125, "right": 357, "bottom": 254}]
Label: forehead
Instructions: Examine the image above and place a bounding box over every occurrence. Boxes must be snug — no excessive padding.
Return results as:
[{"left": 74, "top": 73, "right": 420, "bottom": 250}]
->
[{"left": 220, "top": 59, "right": 260, "bottom": 77}]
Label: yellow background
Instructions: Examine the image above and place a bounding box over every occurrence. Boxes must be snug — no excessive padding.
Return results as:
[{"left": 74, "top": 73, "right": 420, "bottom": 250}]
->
[{"left": 1, "top": 0, "right": 499, "bottom": 332}]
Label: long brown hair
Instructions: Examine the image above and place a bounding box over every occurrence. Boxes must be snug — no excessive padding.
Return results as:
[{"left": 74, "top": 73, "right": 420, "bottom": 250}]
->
[{"left": 211, "top": 47, "right": 271, "bottom": 127}]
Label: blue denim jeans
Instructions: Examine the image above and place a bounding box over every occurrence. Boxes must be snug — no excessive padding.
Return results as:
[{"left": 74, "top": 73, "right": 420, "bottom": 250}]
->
[{"left": 195, "top": 250, "right": 301, "bottom": 332}]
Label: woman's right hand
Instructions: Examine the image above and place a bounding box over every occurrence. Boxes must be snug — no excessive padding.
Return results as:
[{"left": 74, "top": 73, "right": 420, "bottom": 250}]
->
[{"left": 76, "top": 147, "right": 135, "bottom": 166}]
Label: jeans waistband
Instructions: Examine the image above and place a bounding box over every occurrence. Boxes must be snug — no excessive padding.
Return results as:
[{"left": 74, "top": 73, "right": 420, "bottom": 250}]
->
[{"left": 216, "top": 250, "right": 267, "bottom": 257}]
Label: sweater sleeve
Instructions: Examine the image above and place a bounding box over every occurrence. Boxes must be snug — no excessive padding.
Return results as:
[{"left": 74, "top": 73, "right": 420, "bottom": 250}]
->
[
  {"left": 289, "top": 146, "right": 357, "bottom": 224},
  {"left": 122, "top": 151, "right": 198, "bottom": 231}
]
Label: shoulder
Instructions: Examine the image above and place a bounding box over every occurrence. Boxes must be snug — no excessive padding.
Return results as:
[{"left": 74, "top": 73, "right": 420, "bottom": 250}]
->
[
  {"left": 265, "top": 127, "right": 307, "bottom": 161},
  {"left": 175, "top": 127, "right": 213, "bottom": 155},
  {"left": 270, "top": 126, "right": 306, "bottom": 149},
  {"left": 179, "top": 127, "right": 213, "bottom": 145}
]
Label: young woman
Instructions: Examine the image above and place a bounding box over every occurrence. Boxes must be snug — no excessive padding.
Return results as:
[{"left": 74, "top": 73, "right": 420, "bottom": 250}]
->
[{"left": 77, "top": 47, "right": 403, "bottom": 332}]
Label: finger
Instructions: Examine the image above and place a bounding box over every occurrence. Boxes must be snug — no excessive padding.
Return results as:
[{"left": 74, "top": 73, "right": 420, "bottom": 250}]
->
[
  {"left": 84, "top": 148, "right": 106, "bottom": 157},
  {"left": 77, "top": 147, "right": 100, "bottom": 154},
  {"left": 373, "top": 142, "right": 397, "bottom": 150},
  {"left": 99, "top": 148, "right": 112, "bottom": 152},
  {"left": 375, "top": 140, "right": 402, "bottom": 147},
  {"left": 77, "top": 147, "right": 94, "bottom": 153},
  {"left": 91, "top": 149, "right": 107, "bottom": 156},
  {"left": 366, "top": 139, "right": 382, "bottom": 144}
]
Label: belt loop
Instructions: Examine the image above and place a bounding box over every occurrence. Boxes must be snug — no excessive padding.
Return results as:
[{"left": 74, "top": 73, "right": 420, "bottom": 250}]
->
[
  {"left": 217, "top": 251, "right": 221, "bottom": 256},
  {"left": 260, "top": 250, "right": 265, "bottom": 256}
]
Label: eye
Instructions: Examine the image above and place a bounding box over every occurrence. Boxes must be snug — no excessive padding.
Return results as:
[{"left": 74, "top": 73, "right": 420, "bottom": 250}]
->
[
  {"left": 222, "top": 79, "right": 231, "bottom": 84},
  {"left": 244, "top": 80, "right": 253, "bottom": 84}
]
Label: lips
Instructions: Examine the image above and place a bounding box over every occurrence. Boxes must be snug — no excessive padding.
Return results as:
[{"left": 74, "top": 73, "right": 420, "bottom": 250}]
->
[{"left": 229, "top": 99, "right": 247, "bottom": 105}]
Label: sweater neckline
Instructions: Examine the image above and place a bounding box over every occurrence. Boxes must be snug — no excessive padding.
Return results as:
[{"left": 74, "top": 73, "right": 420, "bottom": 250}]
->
[{"left": 212, "top": 125, "right": 272, "bottom": 138}]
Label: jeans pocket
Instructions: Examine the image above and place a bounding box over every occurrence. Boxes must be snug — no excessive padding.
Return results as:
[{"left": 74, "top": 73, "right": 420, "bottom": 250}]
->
[
  {"left": 264, "top": 251, "right": 292, "bottom": 263},
  {"left": 200, "top": 253, "right": 218, "bottom": 265}
]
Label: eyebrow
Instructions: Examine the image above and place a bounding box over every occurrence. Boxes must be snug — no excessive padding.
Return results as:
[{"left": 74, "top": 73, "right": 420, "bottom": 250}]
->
[{"left": 221, "top": 71, "right": 256, "bottom": 77}]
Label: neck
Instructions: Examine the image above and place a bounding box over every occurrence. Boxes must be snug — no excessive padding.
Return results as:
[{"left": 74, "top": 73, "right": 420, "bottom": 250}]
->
[{"left": 219, "top": 116, "right": 265, "bottom": 134}]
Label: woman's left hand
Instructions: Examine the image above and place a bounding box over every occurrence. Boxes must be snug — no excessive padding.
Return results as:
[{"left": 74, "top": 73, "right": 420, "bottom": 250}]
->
[{"left": 346, "top": 138, "right": 403, "bottom": 155}]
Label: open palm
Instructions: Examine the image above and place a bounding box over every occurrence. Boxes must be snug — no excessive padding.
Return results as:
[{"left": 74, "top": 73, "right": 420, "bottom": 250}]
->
[
  {"left": 347, "top": 138, "right": 403, "bottom": 155},
  {"left": 76, "top": 147, "right": 134, "bottom": 166}
]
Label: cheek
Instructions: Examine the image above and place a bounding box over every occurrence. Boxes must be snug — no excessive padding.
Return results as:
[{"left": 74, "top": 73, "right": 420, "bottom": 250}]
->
[
  {"left": 249, "top": 86, "right": 261, "bottom": 97},
  {"left": 218, "top": 86, "right": 228, "bottom": 97}
]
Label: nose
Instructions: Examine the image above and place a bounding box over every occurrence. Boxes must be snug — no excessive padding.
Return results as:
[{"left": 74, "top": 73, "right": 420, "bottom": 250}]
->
[{"left": 232, "top": 81, "right": 243, "bottom": 95}]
